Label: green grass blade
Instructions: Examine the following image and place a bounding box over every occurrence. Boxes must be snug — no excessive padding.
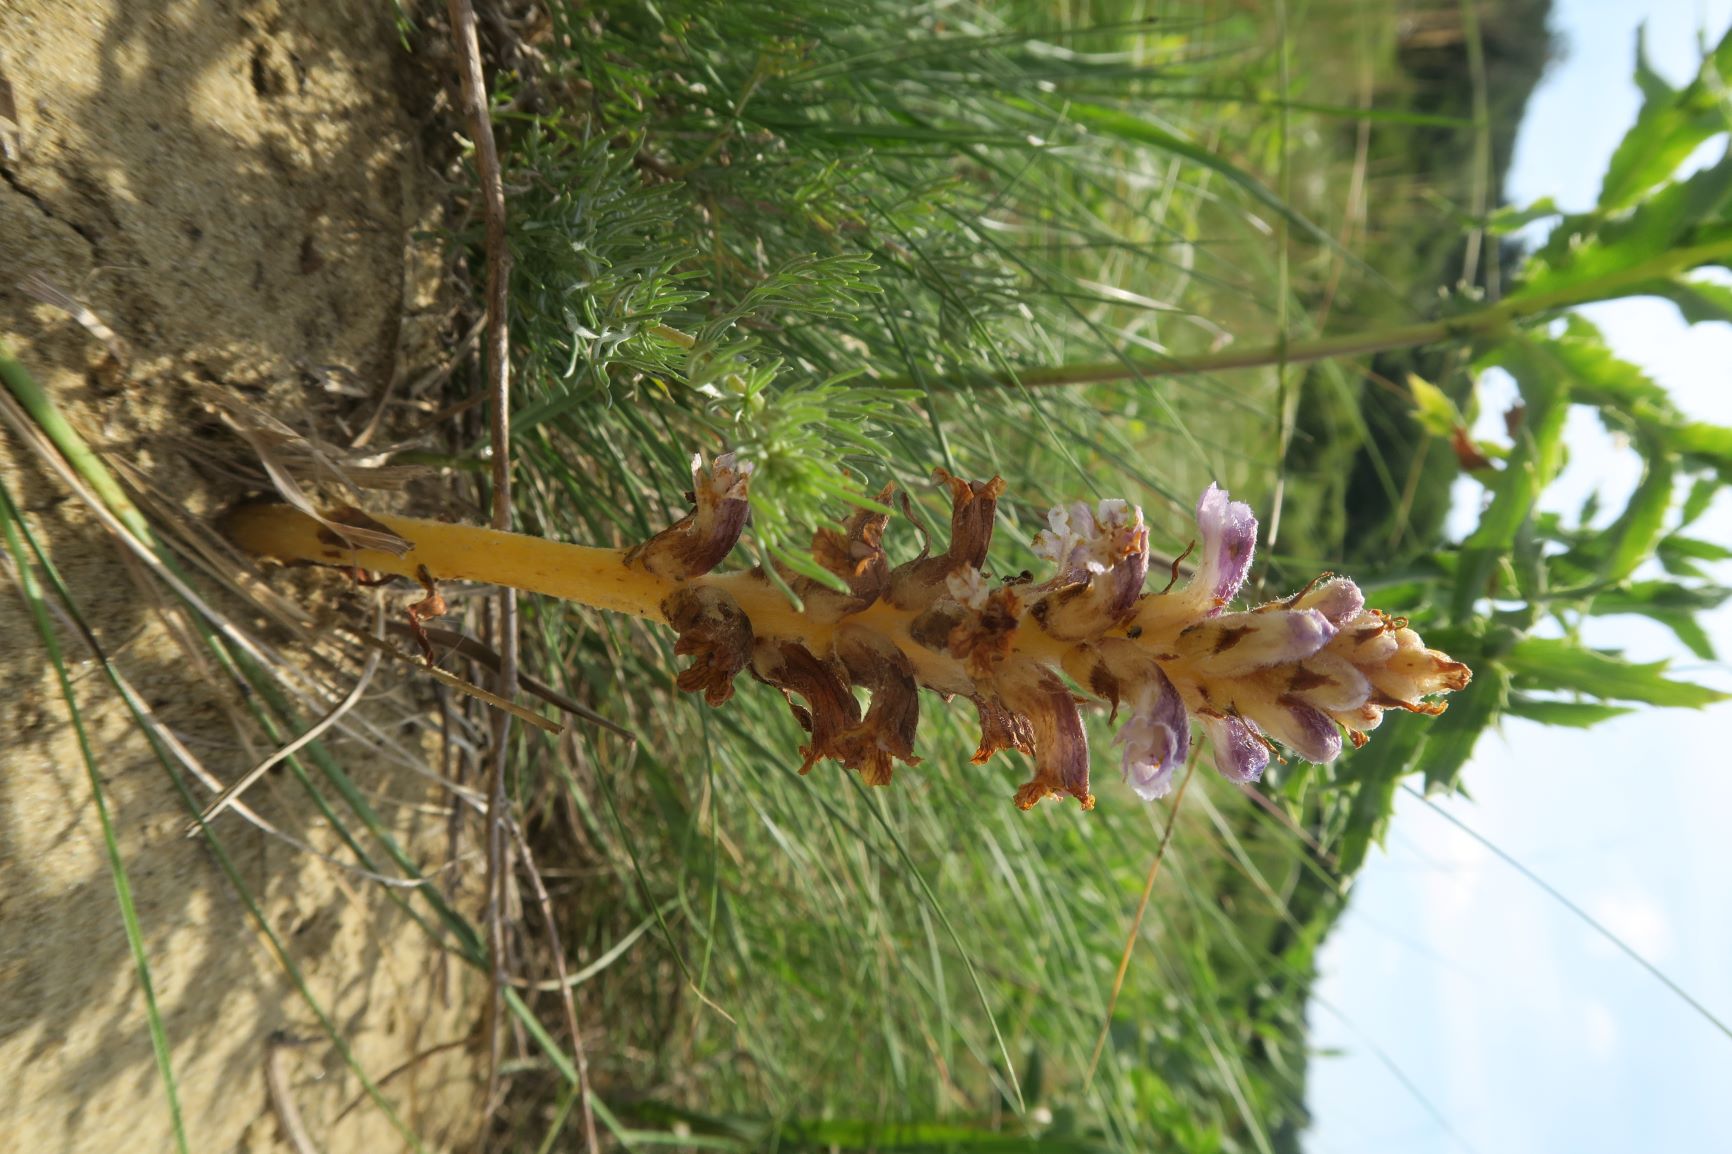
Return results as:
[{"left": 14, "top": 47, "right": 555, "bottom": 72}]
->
[{"left": 0, "top": 485, "right": 190, "bottom": 1154}]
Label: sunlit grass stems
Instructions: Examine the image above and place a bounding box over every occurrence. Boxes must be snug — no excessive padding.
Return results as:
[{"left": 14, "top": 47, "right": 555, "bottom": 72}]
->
[
  {"left": 911, "top": 234, "right": 1732, "bottom": 390},
  {"left": 230, "top": 452, "right": 1469, "bottom": 810}
]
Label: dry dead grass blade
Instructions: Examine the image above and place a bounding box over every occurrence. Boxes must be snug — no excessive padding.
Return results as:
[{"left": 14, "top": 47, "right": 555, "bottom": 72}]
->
[
  {"left": 389, "top": 620, "right": 636, "bottom": 740},
  {"left": 264, "top": 1034, "right": 322, "bottom": 1154},
  {"left": 107, "top": 455, "right": 320, "bottom": 635},
  {"left": 354, "top": 313, "right": 487, "bottom": 449},
  {"left": 17, "top": 271, "right": 130, "bottom": 364},
  {"left": 348, "top": 628, "right": 562, "bottom": 736},
  {"left": 444, "top": 0, "right": 521, "bottom": 1132},
  {"left": 204, "top": 389, "right": 420, "bottom": 556},
  {"left": 189, "top": 596, "right": 386, "bottom": 832},
  {"left": 509, "top": 820, "right": 600, "bottom": 1154}
]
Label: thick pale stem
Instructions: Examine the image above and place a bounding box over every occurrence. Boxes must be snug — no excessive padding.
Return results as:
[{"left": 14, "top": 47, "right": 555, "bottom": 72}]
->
[
  {"left": 227, "top": 505, "right": 668, "bottom": 619},
  {"left": 228, "top": 503, "right": 1078, "bottom": 688}
]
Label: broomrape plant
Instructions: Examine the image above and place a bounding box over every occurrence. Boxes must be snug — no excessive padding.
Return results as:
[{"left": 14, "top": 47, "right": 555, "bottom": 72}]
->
[{"left": 228, "top": 453, "right": 1469, "bottom": 808}]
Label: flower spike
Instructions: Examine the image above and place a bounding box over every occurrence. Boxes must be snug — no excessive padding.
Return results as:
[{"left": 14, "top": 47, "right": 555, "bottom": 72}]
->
[{"left": 230, "top": 457, "right": 1470, "bottom": 808}]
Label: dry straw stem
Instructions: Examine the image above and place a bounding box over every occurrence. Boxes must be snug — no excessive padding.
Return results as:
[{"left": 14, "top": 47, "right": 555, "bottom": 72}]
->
[{"left": 442, "top": 0, "right": 536, "bottom": 1132}]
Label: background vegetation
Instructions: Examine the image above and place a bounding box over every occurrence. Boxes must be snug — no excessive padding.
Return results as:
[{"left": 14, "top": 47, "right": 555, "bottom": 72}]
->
[{"left": 6, "top": 1, "right": 1731, "bottom": 1151}]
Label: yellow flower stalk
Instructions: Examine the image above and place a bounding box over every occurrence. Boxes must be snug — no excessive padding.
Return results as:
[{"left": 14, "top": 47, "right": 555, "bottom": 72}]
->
[{"left": 228, "top": 453, "right": 1471, "bottom": 809}]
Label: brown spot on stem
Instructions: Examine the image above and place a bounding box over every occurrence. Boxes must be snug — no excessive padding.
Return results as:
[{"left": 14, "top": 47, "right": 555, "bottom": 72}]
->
[
  {"left": 1287, "top": 666, "right": 1334, "bottom": 693},
  {"left": 1211, "top": 623, "right": 1254, "bottom": 655}
]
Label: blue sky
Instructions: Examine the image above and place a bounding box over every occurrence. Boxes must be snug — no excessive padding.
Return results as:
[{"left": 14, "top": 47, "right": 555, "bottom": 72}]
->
[{"left": 1306, "top": 3, "right": 1732, "bottom": 1153}]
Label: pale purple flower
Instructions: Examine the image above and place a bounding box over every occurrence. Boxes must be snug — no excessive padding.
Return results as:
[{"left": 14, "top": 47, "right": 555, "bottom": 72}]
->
[
  {"left": 1191, "top": 484, "right": 1257, "bottom": 610},
  {"left": 1114, "top": 667, "right": 1191, "bottom": 799},
  {"left": 1032, "top": 501, "right": 1099, "bottom": 581},
  {"left": 1294, "top": 576, "right": 1364, "bottom": 626},
  {"left": 1181, "top": 607, "right": 1338, "bottom": 677},
  {"left": 1202, "top": 714, "right": 1270, "bottom": 784},
  {"left": 1258, "top": 700, "right": 1343, "bottom": 764}
]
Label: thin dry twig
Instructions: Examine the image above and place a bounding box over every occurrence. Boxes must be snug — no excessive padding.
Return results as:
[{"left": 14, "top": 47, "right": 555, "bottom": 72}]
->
[
  {"left": 10, "top": 548, "right": 440, "bottom": 886},
  {"left": 510, "top": 822, "right": 601, "bottom": 1154},
  {"left": 188, "top": 597, "right": 385, "bottom": 832},
  {"left": 265, "top": 1033, "right": 322, "bottom": 1154},
  {"left": 17, "top": 272, "right": 130, "bottom": 364},
  {"left": 347, "top": 628, "right": 562, "bottom": 736},
  {"left": 354, "top": 313, "right": 487, "bottom": 449},
  {"left": 0, "top": 386, "right": 460, "bottom": 799},
  {"left": 388, "top": 620, "right": 636, "bottom": 739},
  {"left": 442, "top": 0, "right": 523, "bottom": 1135}
]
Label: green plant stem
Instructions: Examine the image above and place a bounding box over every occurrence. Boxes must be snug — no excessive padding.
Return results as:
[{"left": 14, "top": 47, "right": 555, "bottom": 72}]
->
[
  {"left": 0, "top": 489, "right": 190, "bottom": 1154},
  {"left": 915, "top": 236, "right": 1732, "bottom": 390},
  {"left": 0, "top": 340, "right": 154, "bottom": 539}
]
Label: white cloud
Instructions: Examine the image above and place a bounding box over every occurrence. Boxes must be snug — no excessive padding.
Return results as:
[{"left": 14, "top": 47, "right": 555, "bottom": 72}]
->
[{"left": 1587, "top": 890, "right": 1675, "bottom": 963}]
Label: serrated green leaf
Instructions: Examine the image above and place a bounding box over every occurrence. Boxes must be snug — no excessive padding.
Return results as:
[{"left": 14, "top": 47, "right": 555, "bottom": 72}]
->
[
  {"left": 1334, "top": 712, "right": 1429, "bottom": 876},
  {"left": 1503, "top": 636, "right": 1726, "bottom": 707},
  {"left": 1544, "top": 314, "right": 1670, "bottom": 409},
  {"left": 1599, "top": 27, "right": 1732, "bottom": 210},
  {"left": 1666, "top": 420, "right": 1732, "bottom": 471},
  {"left": 1661, "top": 534, "right": 1732, "bottom": 563},
  {"left": 1591, "top": 576, "right": 1732, "bottom": 615},
  {"left": 1599, "top": 449, "right": 1677, "bottom": 582},
  {"left": 1504, "top": 697, "right": 1637, "bottom": 728},
  {"left": 1652, "top": 611, "right": 1718, "bottom": 660},
  {"left": 1486, "top": 196, "right": 1561, "bottom": 235},
  {"left": 1454, "top": 337, "right": 1573, "bottom": 616},
  {"left": 1642, "top": 276, "right": 1732, "bottom": 325},
  {"left": 1680, "top": 476, "right": 1720, "bottom": 525},
  {"left": 1518, "top": 154, "right": 1732, "bottom": 303},
  {"left": 1420, "top": 663, "right": 1509, "bottom": 793}
]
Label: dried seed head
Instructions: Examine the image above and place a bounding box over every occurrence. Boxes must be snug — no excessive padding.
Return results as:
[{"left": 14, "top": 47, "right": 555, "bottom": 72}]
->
[
  {"left": 663, "top": 585, "right": 753, "bottom": 706},
  {"left": 796, "top": 484, "right": 893, "bottom": 623},
  {"left": 1000, "top": 664, "right": 1094, "bottom": 811},
  {"left": 628, "top": 452, "right": 753, "bottom": 581},
  {"left": 833, "top": 625, "right": 922, "bottom": 786},
  {"left": 751, "top": 640, "right": 860, "bottom": 776},
  {"left": 886, "top": 470, "right": 1006, "bottom": 610}
]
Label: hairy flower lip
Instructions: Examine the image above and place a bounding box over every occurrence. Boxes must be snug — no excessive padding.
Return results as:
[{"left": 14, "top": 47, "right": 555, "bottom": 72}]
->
[
  {"left": 1202, "top": 715, "right": 1271, "bottom": 784},
  {"left": 1189, "top": 484, "right": 1257, "bottom": 611},
  {"left": 1115, "top": 666, "right": 1190, "bottom": 800}
]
